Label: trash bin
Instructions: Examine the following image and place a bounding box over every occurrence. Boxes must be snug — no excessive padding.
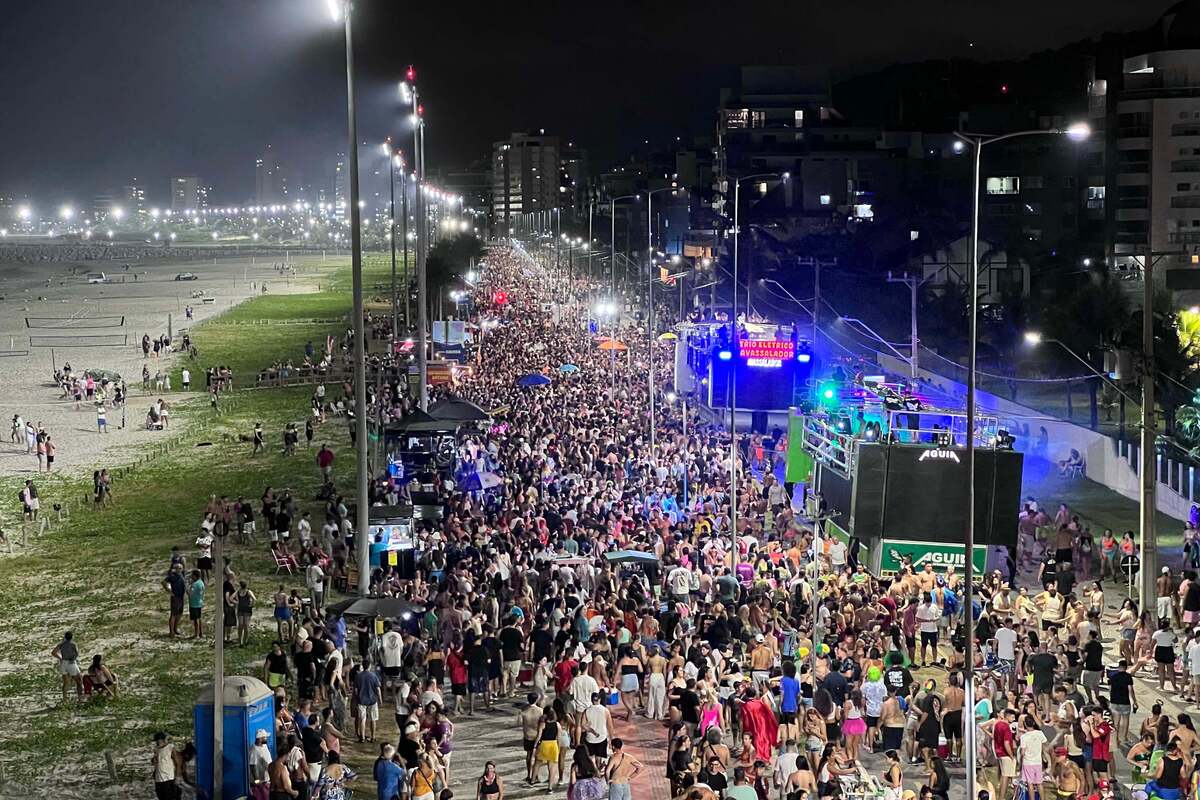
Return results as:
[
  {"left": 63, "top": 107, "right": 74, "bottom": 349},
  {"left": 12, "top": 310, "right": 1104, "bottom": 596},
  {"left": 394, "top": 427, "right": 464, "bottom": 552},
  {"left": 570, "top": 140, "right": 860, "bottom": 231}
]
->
[{"left": 195, "top": 676, "right": 275, "bottom": 800}]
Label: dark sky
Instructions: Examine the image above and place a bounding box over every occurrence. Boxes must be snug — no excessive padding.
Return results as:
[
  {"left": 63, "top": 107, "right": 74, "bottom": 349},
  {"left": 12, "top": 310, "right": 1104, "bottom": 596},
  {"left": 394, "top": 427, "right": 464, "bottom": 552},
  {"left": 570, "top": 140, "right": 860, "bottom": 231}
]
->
[{"left": 0, "top": 0, "right": 1178, "bottom": 208}]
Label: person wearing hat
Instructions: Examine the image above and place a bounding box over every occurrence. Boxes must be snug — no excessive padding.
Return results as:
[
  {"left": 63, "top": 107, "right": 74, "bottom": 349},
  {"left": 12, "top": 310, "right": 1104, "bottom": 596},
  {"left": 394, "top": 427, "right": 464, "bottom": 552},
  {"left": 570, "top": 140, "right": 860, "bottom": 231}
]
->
[
  {"left": 749, "top": 634, "right": 772, "bottom": 690},
  {"left": 1158, "top": 566, "right": 1177, "bottom": 626},
  {"left": 151, "top": 732, "right": 183, "bottom": 800},
  {"left": 1051, "top": 745, "right": 1084, "bottom": 799},
  {"left": 248, "top": 729, "right": 272, "bottom": 800}
]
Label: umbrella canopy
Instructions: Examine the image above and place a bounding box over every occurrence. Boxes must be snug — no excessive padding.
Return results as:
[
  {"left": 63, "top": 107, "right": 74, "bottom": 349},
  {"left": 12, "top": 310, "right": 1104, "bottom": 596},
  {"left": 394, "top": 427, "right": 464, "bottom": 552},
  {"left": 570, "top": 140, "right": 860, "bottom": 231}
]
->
[
  {"left": 429, "top": 397, "right": 491, "bottom": 422},
  {"left": 558, "top": 363, "right": 580, "bottom": 374},
  {"left": 325, "top": 596, "right": 424, "bottom": 619},
  {"left": 517, "top": 374, "right": 552, "bottom": 387},
  {"left": 459, "top": 471, "right": 504, "bottom": 491},
  {"left": 603, "top": 549, "right": 659, "bottom": 564},
  {"left": 598, "top": 340, "right": 628, "bottom": 352},
  {"left": 657, "top": 332, "right": 678, "bottom": 341}
]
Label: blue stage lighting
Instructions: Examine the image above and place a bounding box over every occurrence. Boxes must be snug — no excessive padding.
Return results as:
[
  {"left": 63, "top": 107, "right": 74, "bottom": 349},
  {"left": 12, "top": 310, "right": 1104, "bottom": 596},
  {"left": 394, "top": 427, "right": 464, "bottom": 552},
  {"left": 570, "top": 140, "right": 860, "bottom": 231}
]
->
[{"left": 717, "top": 349, "right": 732, "bottom": 361}]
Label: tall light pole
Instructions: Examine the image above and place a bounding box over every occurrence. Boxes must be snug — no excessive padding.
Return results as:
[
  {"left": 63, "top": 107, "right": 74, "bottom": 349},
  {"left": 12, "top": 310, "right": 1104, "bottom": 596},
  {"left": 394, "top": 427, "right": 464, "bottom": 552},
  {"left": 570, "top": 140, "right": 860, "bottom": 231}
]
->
[
  {"left": 609, "top": 194, "right": 638, "bottom": 400},
  {"left": 647, "top": 184, "right": 679, "bottom": 458},
  {"left": 587, "top": 201, "right": 594, "bottom": 281},
  {"left": 956, "top": 123, "right": 1088, "bottom": 799},
  {"left": 401, "top": 70, "right": 429, "bottom": 409},
  {"left": 383, "top": 142, "right": 402, "bottom": 342},
  {"left": 730, "top": 172, "right": 787, "bottom": 574}
]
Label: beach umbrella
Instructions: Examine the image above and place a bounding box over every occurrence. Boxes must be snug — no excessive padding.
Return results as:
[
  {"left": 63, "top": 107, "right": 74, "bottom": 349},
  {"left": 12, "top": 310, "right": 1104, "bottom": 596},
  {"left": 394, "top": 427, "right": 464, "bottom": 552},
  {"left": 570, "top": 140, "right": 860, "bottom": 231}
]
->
[
  {"left": 325, "top": 596, "right": 423, "bottom": 619},
  {"left": 558, "top": 363, "right": 580, "bottom": 374},
  {"left": 598, "top": 340, "right": 628, "bottom": 352},
  {"left": 429, "top": 397, "right": 491, "bottom": 422},
  {"left": 657, "top": 332, "right": 678, "bottom": 341},
  {"left": 517, "top": 374, "right": 552, "bottom": 387}
]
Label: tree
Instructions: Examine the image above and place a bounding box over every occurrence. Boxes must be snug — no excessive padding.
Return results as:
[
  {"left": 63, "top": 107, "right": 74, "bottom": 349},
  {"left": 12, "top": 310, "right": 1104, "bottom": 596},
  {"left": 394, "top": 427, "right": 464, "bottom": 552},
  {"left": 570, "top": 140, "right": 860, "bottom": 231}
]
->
[{"left": 426, "top": 232, "right": 484, "bottom": 303}]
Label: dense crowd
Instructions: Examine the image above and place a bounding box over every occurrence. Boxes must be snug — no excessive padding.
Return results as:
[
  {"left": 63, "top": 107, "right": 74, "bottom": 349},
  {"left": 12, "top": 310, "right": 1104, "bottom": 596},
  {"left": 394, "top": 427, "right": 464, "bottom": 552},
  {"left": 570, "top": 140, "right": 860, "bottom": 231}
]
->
[{"left": 121, "top": 242, "right": 1200, "bottom": 800}]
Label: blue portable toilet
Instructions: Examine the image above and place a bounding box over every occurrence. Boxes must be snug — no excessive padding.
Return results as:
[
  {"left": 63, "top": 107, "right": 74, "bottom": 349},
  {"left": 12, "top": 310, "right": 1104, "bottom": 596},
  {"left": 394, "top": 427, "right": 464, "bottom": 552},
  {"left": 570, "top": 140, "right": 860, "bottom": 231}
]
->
[{"left": 195, "top": 676, "right": 275, "bottom": 800}]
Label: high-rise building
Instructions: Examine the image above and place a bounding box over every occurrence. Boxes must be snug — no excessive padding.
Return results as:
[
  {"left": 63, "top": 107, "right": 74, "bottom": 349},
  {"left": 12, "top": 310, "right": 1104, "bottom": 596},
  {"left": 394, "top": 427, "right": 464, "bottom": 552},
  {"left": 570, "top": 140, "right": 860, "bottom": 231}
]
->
[
  {"left": 255, "top": 145, "right": 289, "bottom": 206},
  {"left": 1097, "top": 50, "right": 1200, "bottom": 281},
  {"left": 492, "top": 131, "right": 561, "bottom": 229},
  {"left": 122, "top": 179, "right": 146, "bottom": 217},
  {"left": 171, "top": 176, "right": 201, "bottom": 212},
  {"left": 333, "top": 153, "right": 347, "bottom": 220}
]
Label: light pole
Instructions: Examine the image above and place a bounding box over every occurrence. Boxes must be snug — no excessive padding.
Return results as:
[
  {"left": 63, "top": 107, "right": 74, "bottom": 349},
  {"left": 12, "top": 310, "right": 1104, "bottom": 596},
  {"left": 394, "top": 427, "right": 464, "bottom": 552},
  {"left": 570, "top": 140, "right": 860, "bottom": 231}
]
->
[
  {"left": 609, "top": 194, "right": 639, "bottom": 400},
  {"left": 956, "top": 123, "right": 1088, "bottom": 797},
  {"left": 401, "top": 70, "right": 428, "bottom": 409},
  {"left": 647, "top": 184, "right": 679, "bottom": 458},
  {"left": 730, "top": 172, "right": 788, "bottom": 574},
  {"left": 383, "top": 141, "right": 403, "bottom": 342}
]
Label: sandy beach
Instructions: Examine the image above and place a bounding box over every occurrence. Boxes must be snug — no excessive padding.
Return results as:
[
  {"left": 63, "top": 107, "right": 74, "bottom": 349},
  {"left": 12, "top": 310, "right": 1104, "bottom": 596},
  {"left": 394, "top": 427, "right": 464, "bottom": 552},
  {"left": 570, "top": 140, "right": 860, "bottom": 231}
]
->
[{"left": 0, "top": 251, "right": 329, "bottom": 479}]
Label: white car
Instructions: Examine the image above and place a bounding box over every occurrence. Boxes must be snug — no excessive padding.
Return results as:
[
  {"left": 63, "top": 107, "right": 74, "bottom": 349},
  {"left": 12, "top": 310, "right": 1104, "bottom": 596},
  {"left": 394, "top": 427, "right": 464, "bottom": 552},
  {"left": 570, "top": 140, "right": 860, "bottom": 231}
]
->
[{"left": 86, "top": 272, "right": 108, "bottom": 284}]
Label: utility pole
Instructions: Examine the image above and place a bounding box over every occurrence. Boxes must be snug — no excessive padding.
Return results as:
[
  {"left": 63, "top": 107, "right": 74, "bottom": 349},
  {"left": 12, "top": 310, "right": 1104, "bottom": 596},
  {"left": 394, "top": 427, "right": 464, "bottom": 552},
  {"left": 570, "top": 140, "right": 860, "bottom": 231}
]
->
[
  {"left": 1140, "top": 254, "right": 1158, "bottom": 608},
  {"left": 211, "top": 527, "right": 227, "bottom": 800},
  {"left": 886, "top": 271, "right": 932, "bottom": 378}
]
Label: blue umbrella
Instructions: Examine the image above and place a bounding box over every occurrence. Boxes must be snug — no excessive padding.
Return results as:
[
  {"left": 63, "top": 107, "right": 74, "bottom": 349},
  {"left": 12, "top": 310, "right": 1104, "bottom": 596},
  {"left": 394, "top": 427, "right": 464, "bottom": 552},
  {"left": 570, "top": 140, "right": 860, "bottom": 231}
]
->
[
  {"left": 558, "top": 363, "right": 580, "bottom": 374},
  {"left": 517, "top": 374, "right": 552, "bottom": 387}
]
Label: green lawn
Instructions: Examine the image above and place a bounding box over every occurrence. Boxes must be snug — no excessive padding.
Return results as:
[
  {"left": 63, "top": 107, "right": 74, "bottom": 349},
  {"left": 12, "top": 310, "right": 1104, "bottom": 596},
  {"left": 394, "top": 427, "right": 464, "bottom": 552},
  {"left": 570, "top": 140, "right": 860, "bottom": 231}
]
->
[{"left": 0, "top": 266, "right": 373, "bottom": 794}]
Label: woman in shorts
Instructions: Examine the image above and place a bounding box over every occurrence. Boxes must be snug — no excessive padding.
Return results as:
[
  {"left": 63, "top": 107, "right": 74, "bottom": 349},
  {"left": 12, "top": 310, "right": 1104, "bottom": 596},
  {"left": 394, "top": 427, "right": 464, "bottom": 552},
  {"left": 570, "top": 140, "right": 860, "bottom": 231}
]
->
[{"left": 532, "top": 706, "right": 561, "bottom": 789}]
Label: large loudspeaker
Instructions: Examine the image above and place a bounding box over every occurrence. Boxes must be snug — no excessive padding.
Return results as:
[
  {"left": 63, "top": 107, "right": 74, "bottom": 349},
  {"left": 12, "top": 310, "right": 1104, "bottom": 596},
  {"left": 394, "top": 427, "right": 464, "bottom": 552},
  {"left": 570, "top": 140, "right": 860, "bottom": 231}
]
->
[
  {"left": 393, "top": 548, "right": 417, "bottom": 580},
  {"left": 837, "top": 443, "right": 1022, "bottom": 549}
]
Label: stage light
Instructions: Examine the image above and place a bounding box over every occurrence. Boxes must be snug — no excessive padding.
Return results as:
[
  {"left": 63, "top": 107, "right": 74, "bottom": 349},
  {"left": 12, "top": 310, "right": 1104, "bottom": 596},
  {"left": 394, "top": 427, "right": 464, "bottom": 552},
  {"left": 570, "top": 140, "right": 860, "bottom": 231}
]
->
[
  {"left": 797, "top": 351, "right": 811, "bottom": 363},
  {"left": 717, "top": 349, "right": 732, "bottom": 361}
]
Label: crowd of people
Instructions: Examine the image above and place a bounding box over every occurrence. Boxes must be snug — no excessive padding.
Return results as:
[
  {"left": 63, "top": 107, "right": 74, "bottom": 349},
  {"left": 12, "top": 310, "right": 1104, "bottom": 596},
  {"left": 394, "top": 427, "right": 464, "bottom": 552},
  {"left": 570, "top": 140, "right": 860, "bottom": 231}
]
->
[{"left": 129, "top": 241, "right": 1200, "bottom": 800}]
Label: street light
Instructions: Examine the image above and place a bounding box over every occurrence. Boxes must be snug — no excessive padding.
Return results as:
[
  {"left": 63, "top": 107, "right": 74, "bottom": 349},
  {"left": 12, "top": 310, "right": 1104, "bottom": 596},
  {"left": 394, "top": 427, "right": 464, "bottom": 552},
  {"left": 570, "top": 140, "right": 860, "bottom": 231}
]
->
[
  {"left": 608, "top": 193, "right": 639, "bottom": 399},
  {"left": 401, "top": 67, "right": 429, "bottom": 408},
  {"left": 647, "top": 184, "right": 683, "bottom": 457},
  {"left": 326, "top": 0, "right": 369, "bottom": 609},
  {"left": 1023, "top": 331, "right": 1137, "bottom": 404},
  {"left": 730, "top": 172, "right": 788, "bottom": 574},
  {"left": 955, "top": 124, "right": 1088, "bottom": 800},
  {"left": 382, "top": 140, "right": 405, "bottom": 341}
]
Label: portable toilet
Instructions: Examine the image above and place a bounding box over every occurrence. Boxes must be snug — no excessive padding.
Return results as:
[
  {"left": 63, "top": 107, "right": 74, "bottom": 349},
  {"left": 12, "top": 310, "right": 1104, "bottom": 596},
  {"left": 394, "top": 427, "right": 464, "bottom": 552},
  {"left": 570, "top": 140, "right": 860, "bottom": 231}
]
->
[{"left": 194, "top": 676, "right": 275, "bottom": 800}]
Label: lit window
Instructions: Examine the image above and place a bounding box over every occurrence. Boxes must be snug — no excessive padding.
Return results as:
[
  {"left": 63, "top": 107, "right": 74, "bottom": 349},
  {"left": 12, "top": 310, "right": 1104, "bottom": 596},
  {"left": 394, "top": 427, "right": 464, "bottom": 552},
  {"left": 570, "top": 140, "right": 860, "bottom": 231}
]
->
[
  {"left": 820, "top": 195, "right": 831, "bottom": 206},
  {"left": 794, "top": 109, "right": 804, "bottom": 128},
  {"left": 758, "top": 182, "right": 768, "bottom": 195},
  {"left": 986, "top": 177, "right": 1019, "bottom": 195},
  {"left": 1087, "top": 186, "right": 1106, "bottom": 200}
]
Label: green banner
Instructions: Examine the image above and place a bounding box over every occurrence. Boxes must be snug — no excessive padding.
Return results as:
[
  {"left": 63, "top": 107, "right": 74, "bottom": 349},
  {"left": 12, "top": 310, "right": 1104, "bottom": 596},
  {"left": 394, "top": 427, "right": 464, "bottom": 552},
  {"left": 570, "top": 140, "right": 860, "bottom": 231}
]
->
[
  {"left": 785, "top": 412, "right": 813, "bottom": 484},
  {"left": 879, "top": 539, "right": 987, "bottom": 574}
]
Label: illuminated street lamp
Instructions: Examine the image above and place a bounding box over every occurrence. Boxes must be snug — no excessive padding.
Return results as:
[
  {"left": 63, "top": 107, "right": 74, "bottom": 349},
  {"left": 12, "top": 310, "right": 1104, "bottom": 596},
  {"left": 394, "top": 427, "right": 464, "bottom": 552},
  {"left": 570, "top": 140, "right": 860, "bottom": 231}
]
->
[
  {"left": 954, "top": 123, "right": 1089, "bottom": 800},
  {"left": 59, "top": 205, "right": 74, "bottom": 221}
]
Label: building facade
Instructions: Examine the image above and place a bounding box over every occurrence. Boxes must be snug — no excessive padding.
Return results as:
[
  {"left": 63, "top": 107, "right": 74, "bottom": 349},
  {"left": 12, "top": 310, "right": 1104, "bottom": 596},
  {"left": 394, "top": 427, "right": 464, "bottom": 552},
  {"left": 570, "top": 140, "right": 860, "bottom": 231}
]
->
[
  {"left": 491, "top": 132, "right": 560, "bottom": 229},
  {"left": 171, "top": 176, "right": 201, "bottom": 213}
]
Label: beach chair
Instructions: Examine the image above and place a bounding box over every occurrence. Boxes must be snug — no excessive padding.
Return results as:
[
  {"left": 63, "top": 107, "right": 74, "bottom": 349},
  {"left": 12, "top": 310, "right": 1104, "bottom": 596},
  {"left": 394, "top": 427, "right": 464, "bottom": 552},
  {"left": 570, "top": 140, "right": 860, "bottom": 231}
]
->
[{"left": 273, "top": 550, "right": 295, "bottom": 575}]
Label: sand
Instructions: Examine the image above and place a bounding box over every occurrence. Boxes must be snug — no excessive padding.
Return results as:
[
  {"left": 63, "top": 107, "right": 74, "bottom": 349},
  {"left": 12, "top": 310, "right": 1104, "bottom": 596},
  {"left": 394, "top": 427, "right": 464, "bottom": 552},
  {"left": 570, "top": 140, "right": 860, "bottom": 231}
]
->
[{"left": 0, "top": 251, "right": 328, "bottom": 480}]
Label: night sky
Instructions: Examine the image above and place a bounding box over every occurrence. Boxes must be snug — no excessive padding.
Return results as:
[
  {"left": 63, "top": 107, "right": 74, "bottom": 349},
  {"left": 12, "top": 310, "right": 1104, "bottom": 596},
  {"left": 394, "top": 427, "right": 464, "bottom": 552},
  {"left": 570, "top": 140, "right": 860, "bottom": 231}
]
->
[{"left": 0, "top": 0, "right": 1177, "bottom": 207}]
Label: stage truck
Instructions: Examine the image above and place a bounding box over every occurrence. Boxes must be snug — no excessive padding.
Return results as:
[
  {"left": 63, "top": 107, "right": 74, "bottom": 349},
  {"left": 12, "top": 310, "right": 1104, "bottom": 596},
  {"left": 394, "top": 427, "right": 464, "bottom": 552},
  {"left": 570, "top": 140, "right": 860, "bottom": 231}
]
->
[{"left": 785, "top": 377, "right": 1023, "bottom": 576}]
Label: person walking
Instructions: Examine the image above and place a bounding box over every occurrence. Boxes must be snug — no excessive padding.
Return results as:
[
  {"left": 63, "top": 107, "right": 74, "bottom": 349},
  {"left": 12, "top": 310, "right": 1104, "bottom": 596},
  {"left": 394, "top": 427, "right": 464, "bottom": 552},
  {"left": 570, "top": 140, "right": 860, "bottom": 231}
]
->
[{"left": 51, "top": 631, "right": 83, "bottom": 704}]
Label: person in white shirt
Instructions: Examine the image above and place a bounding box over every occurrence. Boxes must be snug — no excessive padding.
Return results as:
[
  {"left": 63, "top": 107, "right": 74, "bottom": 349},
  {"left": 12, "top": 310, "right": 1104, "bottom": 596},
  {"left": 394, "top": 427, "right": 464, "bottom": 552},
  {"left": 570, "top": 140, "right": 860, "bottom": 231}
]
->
[
  {"left": 668, "top": 565, "right": 692, "bottom": 603},
  {"left": 380, "top": 622, "right": 404, "bottom": 682},
  {"left": 305, "top": 563, "right": 325, "bottom": 610},
  {"left": 993, "top": 618, "right": 1020, "bottom": 690},
  {"left": 1188, "top": 631, "right": 1200, "bottom": 703},
  {"left": 1018, "top": 715, "right": 1048, "bottom": 788},
  {"left": 297, "top": 512, "right": 312, "bottom": 547},
  {"left": 828, "top": 538, "right": 848, "bottom": 572},
  {"left": 581, "top": 692, "right": 613, "bottom": 767},
  {"left": 568, "top": 665, "right": 600, "bottom": 743},
  {"left": 917, "top": 593, "right": 942, "bottom": 667}
]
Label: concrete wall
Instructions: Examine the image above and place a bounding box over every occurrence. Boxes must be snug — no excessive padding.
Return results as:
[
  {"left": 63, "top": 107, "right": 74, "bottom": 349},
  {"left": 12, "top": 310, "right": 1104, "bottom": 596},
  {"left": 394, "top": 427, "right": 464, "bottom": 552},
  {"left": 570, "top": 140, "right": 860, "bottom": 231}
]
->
[{"left": 876, "top": 353, "right": 1191, "bottom": 522}]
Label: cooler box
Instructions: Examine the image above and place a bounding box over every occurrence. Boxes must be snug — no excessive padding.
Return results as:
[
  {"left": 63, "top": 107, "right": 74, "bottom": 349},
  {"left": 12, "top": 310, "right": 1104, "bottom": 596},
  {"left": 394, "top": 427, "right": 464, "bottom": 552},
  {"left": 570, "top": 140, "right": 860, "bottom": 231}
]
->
[{"left": 195, "top": 676, "right": 276, "bottom": 800}]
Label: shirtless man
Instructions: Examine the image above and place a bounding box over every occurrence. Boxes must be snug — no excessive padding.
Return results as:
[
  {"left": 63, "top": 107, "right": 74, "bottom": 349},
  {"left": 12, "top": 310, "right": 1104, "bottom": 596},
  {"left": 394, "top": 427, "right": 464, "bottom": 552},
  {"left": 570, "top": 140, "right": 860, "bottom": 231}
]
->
[
  {"left": 916, "top": 563, "right": 937, "bottom": 595},
  {"left": 879, "top": 688, "right": 907, "bottom": 756},
  {"left": 1051, "top": 748, "right": 1084, "bottom": 800},
  {"left": 749, "top": 635, "right": 774, "bottom": 688},
  {"left": 606, "top": 738, "right": 643, "bottom": 800},
  {"left": 1158, "top": 568, "right": 1177, "bottom": 625},
  {"left": 942, "top": 672, "right": 966, "bottom": 761},
  {"left": 269, "top": 748, "right": 299, "bottom": 800},
  {"left": 520, "top": 693, "right": 544, "bottom": 782}
]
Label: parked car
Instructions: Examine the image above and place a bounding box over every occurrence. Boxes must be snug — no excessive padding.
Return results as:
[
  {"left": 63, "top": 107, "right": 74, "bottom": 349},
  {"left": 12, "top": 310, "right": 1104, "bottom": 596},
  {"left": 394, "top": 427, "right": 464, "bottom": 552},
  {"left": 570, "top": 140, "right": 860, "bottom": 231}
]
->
[
  {"left": 86, "top": 272, "right": 108, "bottom": 284},
  {"left": 174, "top": 272, "right": 198, "bottom": 281}
]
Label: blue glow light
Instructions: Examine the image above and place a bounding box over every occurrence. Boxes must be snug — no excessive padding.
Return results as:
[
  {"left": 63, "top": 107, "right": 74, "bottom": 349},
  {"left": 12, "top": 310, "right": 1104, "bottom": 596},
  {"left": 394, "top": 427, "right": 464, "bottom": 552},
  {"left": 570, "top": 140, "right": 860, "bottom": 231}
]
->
[
  {"left": 717, "top": 349, "right": 732, "bottom": 361},
  {"left": 796, "top": 352, "right": 811, "bottom": 363}
]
